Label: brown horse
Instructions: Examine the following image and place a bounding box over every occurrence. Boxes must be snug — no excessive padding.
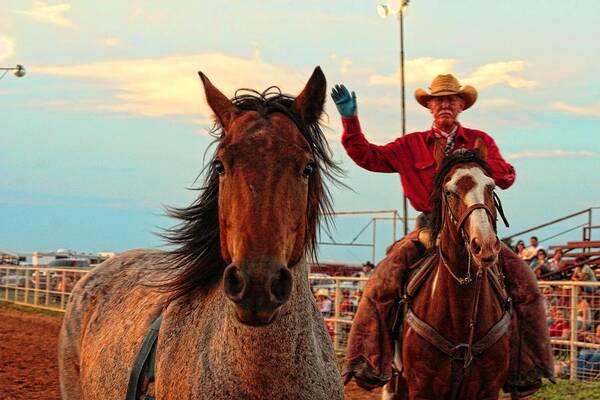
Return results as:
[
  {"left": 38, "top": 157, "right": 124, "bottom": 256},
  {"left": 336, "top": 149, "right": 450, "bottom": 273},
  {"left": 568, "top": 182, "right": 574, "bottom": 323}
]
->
[
  {"left": 400, "top": 148, "right": 511, "bottom": 400},
  {"left": 58, "top": 67, "right": 344, "bottom": 399}
]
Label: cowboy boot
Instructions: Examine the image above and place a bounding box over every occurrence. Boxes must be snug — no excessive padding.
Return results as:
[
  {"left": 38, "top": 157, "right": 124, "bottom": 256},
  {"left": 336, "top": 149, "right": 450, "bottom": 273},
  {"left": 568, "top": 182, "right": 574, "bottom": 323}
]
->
[
  {"left": 499, "top": 244, "right": 555, "bottom": 396},
  {"left": 343, "top": 230, "right": 423, "bottom": 390}
]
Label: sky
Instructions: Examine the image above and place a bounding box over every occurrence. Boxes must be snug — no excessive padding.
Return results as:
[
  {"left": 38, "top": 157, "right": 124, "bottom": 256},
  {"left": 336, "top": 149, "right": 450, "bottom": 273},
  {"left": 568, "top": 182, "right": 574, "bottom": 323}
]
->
[{"left": 1, "top": 1, "right": 599, "bottom": 262}]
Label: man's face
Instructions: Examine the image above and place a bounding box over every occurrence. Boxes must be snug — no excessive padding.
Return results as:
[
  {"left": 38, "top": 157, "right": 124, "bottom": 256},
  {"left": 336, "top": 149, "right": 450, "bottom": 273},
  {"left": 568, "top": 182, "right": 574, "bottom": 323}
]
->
[
  {"left": 427, "top": 95, "right": 464, "bottom": 128},
  {"left": 531, "top": 237, "right": 538, "bottom": 247}
]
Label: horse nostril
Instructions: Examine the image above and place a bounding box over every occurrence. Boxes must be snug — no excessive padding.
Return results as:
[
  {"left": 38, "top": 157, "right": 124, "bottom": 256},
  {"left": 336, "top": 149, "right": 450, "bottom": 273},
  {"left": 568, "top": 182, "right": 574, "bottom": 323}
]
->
[
  {"left": 270, "top": 267, "right": 292, "bottom": 305},
  {"left": 471, "top": 238, "right": 482, "bottom": 255},
  {"left": 223, "top": 264, "right": 246, "bottom": 302}
]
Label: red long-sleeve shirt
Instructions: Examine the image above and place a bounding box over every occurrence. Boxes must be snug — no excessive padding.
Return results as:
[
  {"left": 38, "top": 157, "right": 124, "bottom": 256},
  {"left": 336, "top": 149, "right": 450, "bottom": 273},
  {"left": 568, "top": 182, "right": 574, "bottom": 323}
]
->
[{"left": 341, "top": 116, "right": 516, "bottom": 213}]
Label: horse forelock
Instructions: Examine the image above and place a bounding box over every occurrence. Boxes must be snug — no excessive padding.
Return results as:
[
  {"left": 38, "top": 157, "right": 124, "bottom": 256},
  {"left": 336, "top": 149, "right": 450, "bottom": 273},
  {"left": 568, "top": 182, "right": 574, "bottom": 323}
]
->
[
  {"left": 429, "top": 150, "right": 491, "bottom": 248},
  {"left": 157, "top": 87, "right": 343, "bottom": 301}
]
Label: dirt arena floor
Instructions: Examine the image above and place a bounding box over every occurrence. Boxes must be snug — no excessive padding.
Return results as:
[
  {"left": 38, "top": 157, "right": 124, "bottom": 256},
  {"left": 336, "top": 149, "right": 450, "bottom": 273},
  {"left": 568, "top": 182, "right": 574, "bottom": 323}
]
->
[{"left": 0, "top": 304, "right": 379, "bottom": 400}]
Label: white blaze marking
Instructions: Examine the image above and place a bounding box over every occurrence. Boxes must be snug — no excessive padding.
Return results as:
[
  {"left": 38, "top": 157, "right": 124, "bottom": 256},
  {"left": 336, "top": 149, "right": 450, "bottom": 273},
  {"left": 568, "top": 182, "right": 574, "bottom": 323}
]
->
[{"left": 445, "top": 167, "right": 495, "bottom": 239}]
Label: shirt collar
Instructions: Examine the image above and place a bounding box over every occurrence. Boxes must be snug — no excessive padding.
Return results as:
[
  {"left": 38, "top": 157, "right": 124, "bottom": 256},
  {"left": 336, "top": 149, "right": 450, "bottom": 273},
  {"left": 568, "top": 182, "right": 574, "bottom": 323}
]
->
[{"left": 427, "top": 122, "right": 466, "bottom": 143}]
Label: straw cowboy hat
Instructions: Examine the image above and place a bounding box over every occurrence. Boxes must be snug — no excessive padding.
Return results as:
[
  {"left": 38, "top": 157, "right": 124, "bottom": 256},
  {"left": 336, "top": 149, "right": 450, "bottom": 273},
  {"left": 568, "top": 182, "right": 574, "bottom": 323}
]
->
[
  {"left": 415, "top": 74, "right": 478, "bottom": 110},
  {"left": 316, "top": 288, "right": 330, "bottom": 298}
]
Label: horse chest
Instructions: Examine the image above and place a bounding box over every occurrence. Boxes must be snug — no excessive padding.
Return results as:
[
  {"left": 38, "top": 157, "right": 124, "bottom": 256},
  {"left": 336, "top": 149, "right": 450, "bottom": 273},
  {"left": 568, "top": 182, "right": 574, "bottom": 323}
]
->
[{"left": 154, "top": 296, "right": 342, "bottom": 400}]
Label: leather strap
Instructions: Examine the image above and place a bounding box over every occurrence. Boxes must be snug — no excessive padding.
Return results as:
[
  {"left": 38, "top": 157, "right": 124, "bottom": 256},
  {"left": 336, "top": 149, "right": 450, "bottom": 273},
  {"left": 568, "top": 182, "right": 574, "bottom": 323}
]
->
[
  {"left": 405, "top": 306, "right": 511, "bottom": 360},
  {"left": 126, "top": 314, "right": 163, "bottom": 400},
  {"left": 456, "top": 203, "right": 495, "bottom": 234},
  {"left": 405, "top": 254, "right": 437, "bottom": 298}
]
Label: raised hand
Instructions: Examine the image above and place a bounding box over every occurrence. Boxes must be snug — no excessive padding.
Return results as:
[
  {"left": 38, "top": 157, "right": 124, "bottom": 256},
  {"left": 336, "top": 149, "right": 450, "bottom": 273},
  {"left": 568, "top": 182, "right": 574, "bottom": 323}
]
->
[{"left": 330, "top": 84, "right": 357, "bottom": 118}]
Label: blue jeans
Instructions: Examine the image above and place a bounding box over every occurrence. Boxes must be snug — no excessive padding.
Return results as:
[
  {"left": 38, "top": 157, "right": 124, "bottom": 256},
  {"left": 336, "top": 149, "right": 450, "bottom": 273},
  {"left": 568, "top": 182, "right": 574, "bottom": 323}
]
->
[{"left": 577, "top": 349, "right": 600, "bottom": 379}]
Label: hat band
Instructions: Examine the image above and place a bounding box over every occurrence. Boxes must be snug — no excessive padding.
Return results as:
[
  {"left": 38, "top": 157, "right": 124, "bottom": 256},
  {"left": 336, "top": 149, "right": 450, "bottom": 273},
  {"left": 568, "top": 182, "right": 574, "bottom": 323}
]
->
[{"left": 430, "top": 88, "right": 461, "bottom": 96}]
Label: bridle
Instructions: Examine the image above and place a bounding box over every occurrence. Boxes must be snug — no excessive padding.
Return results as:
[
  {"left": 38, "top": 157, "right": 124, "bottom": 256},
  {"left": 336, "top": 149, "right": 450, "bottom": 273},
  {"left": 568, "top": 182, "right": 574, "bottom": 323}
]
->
[{"left": 439, "top": 186, "right": 510, "bottom": 286}]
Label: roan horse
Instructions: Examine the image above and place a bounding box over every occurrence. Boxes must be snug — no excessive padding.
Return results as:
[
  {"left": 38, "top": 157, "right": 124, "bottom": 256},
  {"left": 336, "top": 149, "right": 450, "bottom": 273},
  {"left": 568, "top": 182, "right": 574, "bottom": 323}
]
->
[
  {"left": 397, "top": 147, "right": 512, "bottom": 400},
  {"left": 58, "top": 67, "right": 344, "bottom": 399}
]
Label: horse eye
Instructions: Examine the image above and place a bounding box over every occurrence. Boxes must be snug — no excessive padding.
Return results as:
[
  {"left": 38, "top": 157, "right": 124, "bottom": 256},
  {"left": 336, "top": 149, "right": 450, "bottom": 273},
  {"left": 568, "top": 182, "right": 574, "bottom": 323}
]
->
[
  {"left": 213, "top": 160, "right": 225, "bottom": 175},
  {"left": 302, "top": 162, "right": 316, "bottom": 178},
  {"left": 445, "top": 190, "right": 455, "bottom": 198}
]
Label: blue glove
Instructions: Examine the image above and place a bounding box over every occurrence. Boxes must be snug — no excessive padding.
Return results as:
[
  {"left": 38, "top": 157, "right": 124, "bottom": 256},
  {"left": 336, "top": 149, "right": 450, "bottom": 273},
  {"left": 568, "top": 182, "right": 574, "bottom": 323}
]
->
[{"left": 331, "top": 84, "right": 357, "bottom": 118}]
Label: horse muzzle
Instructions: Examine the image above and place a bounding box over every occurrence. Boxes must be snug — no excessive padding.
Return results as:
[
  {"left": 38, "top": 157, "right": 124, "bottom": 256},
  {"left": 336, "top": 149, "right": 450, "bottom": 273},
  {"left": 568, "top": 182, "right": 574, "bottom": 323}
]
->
[
  {"left": 223, "top": 262, "right": 293, "bottom": 326},
  {"left": 469, "top": 236, "right": 501, "bottom": 268}
]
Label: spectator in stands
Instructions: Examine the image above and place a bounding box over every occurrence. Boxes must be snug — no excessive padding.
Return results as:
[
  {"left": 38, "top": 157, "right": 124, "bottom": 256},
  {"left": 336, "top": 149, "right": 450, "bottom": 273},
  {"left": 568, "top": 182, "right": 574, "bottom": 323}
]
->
[
  {"left": 543, "top": 286, "right": 559, "bottom": 324},
  {"left": 340, "top": 289, "right": 355, "bottom": 317},
  {"left": 316, "top": 288, "right": 333, "bottom": 317},
  {"left": 531, "top": 249, "right": 550, "bottom": 279},
  {"left": 514, "top": 240, "right": 526, "bottom": 259},
  {"left": 548, "top": 248, "right": 566, "bottom": 272},
  {"left": 577, "top": 323, "right": 600, "bottom": 379},
  {"left": 576, "top": 287, "right": 592, "bottom": 332},
  {"left": 572, "top": 256, "right": 598, "bottom": 293},
  {"left": 522, "top": 236, "right": 542, "bottom": 263},
  {"left": 548, "top": 307, "right": 569, "bottom": 338},
  {"left": 358, "top": 261, "right": 375, "bottom": 291}
]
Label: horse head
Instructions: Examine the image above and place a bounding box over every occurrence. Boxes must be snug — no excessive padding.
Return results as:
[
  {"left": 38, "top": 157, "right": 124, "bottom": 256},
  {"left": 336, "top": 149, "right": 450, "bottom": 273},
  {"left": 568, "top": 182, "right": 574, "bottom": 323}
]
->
[
  {"left": 163, "top": 67, "right": 340, "bottom": 326},
  {"left": 431, "top": 143, "right": 501, "bottom": 268}
]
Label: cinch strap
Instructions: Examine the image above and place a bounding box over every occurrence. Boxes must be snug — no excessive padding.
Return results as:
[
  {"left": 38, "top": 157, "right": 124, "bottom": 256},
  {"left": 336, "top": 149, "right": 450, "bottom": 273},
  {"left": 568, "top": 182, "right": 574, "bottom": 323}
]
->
[{"left": 125, "top": 314, "right": 163, "bottom": 400}]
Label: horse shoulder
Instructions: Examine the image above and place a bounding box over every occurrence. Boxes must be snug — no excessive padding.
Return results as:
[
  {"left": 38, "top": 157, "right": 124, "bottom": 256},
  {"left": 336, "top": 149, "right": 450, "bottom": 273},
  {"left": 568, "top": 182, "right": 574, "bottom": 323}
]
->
[{"left": 60, "top": 249, "right": 168, "bottom": 399}]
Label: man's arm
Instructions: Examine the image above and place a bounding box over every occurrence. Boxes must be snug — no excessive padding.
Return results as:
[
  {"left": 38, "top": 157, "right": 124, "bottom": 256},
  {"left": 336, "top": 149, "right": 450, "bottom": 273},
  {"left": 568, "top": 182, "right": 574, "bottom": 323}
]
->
[
  {"left": 331, "top": 84, "right": 398, "bottom": 173},
  {"left": 481, "top": 133, "right": 516, "bottom": 189}
]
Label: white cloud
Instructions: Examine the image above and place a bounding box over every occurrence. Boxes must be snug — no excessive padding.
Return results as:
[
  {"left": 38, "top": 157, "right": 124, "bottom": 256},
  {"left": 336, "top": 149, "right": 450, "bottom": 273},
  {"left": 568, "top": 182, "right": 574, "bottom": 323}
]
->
[
  {"left": 463, "top": 61, "right": 535, "bottom": 89},
  {"left": 330, "top": 54, "right": 353, "bottom": 74},
  {"left": 0, "top": 35, "right": 15, "bottom": 62},
  {"left": 551, "top": 101, "right": 600, "bottom": 118},
  {"left": 478, "top": 98, "right": 518, "bottom": 109},
  {"left": 32, "top": 53, "right": 308, "bottom": 119},
  {"left": 506, "top": 150, "right": 599, "bottom": 160},
  {"left": 369, "top": 58, "right": 535, "bottom": 90},
  {"left": 14, "top": 1, "right": 73, "bottom": 27},
  {"left": 369, "top": 57, "right": 456, "bottom": 86},
  {"left": 100, "top": 37, "right": 124, "bottom": 49}
]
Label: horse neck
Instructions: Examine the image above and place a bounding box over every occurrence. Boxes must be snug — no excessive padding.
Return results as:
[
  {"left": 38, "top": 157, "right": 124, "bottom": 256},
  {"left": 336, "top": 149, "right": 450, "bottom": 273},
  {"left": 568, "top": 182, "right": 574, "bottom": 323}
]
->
[{"left": 430, "top": 226, "right": 500, "bottom": 341}]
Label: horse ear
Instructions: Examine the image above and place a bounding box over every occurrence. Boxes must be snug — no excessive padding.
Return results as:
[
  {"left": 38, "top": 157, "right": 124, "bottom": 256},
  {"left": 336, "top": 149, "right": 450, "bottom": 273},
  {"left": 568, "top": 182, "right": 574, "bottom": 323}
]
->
[
  {"left": 473, "top": 137, "right": 488, "bottom": 161},
  {"left": 292, "top": 66, "right": 327, "bottom": 125},
  {"left": 198, "top": 72, "right": 239, "bottom": 130}
]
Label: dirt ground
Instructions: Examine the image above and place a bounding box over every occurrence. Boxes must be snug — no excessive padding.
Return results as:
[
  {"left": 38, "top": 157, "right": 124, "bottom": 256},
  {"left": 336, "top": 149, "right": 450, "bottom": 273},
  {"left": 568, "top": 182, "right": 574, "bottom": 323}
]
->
[
  {"left": 0, "top": 305, "right": 62, "bottom": 400},
  {"left": 0, "top": 304, "right": 379, "bottom": 399}
]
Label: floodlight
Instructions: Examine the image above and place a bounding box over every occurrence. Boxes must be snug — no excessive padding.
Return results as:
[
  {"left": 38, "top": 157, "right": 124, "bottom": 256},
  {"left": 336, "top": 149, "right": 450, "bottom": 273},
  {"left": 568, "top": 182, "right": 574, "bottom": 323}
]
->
[
  {"left": 377, "top": 4, "right": 389, "bottom": 18},
  {"left": 14, "top": 65, "right": 26, "bottom": 78}
]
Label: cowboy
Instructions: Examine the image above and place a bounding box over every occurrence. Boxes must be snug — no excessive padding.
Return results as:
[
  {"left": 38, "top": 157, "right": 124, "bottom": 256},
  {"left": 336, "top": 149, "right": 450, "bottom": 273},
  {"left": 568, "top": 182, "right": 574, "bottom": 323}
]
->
[{"left": 331, "top": 74, "right": 553, "bottom": 395}]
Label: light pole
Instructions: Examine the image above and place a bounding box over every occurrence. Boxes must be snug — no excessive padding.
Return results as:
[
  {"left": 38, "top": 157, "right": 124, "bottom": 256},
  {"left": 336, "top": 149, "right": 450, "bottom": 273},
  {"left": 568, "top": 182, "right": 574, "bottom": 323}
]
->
[
  {"left": 0, "top": 64, "right": 26, "bottom": 80},
  {"left": 378, "top": 1, "right": 410, "bottom": 236}
]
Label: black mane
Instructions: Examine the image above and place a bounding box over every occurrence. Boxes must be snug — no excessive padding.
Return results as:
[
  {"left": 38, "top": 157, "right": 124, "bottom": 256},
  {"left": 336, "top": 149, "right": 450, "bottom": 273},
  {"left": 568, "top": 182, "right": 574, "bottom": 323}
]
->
[
  {"left": 428, "top": 149, "right": 491, "bottom": 247},
  {"left": 157, "top": 87, "right": 343, "bottom": 301}
]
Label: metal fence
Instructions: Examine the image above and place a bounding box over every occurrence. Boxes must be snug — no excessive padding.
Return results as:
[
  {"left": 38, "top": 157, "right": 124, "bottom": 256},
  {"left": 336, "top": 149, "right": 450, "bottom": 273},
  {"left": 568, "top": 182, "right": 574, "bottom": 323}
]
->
[
  {"left": 308, "top": 275, "right": 600, "bottom": 382},
  {"left": 3, "top": 264, "right": 600, "bottom": 381},
  {"left": 0, "top": 264, "right": 89, "bottom": 312}
]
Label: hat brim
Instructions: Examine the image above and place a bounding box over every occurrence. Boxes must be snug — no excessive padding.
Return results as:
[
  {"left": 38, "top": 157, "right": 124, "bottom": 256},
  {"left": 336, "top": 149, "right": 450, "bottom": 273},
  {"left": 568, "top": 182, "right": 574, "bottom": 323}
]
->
[{"left": 415, "top": 85, "right": 477, "bottom": 110}]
